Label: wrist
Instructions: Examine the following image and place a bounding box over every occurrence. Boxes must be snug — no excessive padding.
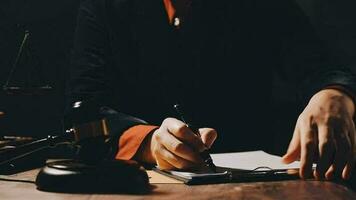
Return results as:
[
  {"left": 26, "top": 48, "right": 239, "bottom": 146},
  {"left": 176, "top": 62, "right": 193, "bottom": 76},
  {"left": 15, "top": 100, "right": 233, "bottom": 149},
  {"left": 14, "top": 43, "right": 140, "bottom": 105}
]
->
[
  {"left": 324, "top": 85, "right": 356, "bottom": 105},
  {"left": 317, "top": 88, "right": 355, "bottom": 116},
  {"left": 134, "top": 131, "right": 156, "bottom": 164}
]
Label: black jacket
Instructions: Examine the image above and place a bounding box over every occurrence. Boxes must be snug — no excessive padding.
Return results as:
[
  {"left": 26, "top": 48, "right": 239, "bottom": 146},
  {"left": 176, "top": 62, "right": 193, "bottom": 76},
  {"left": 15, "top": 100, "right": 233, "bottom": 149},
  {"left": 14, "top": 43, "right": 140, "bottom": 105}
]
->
[{"left": 67, "top": 0, "right": 356, "bottom": 154}]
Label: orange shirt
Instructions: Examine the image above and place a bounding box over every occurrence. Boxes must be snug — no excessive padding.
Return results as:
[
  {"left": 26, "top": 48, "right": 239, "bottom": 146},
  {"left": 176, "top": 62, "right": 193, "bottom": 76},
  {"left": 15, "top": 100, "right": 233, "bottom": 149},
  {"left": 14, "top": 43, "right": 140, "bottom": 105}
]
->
[{"left": 115, "top": 125, "right": 158, "bottom": 160}]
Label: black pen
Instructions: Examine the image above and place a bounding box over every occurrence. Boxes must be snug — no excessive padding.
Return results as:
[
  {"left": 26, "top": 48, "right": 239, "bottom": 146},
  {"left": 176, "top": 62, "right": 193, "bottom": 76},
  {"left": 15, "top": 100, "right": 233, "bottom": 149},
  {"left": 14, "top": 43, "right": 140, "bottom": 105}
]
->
[{"left": 173, "top": 104, "right": 217, "bottom": 172}]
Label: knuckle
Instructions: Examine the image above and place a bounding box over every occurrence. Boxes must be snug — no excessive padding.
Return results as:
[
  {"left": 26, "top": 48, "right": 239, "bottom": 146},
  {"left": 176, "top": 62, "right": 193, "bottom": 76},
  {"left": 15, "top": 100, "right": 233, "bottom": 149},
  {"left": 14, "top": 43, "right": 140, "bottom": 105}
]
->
[
  {"left": 304, "top": 140, "right": 316, "bottom": 149},
  {"left": 298, "top": 113, "right": 309, "bottom": 122},
  {"left": 297, "top": 114, "right": 305, "bottom": 124},
  {"left": 176, "top": 124, "right": 188, "bottom": 134},
  {"left": 209, "top": 128, "right": 218, "bottom": 138},
  {"left": 162, "top": 117, "right": 174, "bottom": 125},
  {"left": 153, "top": 146, "right": 161, "bottom": 156},
  {"left": 158, "top": 163, "right": 173, "bottom": 170},
  {"left": 153, "top": 152, "right": 160, "bottom": 161},
  {"left": 201, "top": 128, "right": 217, "bottom": 137},
  {"left": 325, "top": 115, "right": 342, "bottom": 126},
  {"left": 298, "top": 115, "right": 313, "bottom": 128},
  {"left": 175, "top": 161, "right": 185, "bottom": 169},
  {"left": 172, "top": 142, "right": 185, "bottom": 152},
  {"left": 166, "top": 153, "right": 179, "bottom": 164},
  {"left": 152, "top": 131, "right": 162, "bottom": 142}
]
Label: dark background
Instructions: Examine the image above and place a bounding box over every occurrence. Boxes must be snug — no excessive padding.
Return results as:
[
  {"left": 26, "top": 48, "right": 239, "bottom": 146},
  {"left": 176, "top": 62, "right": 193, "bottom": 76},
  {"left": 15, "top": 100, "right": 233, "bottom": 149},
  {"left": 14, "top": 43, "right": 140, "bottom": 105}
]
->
[
  {"left": 0, "top": 0, "right": 80, "bottom": 136},
  {"left": 0, "top": 0, "right": 355, "bottom": 137}
]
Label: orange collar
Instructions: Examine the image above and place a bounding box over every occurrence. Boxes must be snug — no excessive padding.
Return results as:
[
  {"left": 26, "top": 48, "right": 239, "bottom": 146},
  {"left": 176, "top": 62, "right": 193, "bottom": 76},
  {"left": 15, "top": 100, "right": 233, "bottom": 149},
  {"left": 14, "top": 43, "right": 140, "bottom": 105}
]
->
[{"left": 163, "top": 0, "right": 176, "bottom": 24}]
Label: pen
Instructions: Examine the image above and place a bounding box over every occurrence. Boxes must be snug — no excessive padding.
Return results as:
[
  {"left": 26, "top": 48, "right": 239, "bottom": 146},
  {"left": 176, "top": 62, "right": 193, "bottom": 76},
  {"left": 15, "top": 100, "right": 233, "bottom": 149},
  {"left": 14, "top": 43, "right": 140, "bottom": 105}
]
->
[{"left": 173, "top": 104, "right": 217, "bottom": 172}]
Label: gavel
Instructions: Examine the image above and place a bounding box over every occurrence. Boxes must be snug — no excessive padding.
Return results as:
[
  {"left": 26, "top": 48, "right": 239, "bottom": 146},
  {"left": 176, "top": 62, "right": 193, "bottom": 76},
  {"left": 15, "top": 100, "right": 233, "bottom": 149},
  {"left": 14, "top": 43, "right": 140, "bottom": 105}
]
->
[
  {"left": 0, "top": 101, "right": 113, "bottom": 168},
  {"left": 0, "top": 100, "right": 151, "bottom": 193}
]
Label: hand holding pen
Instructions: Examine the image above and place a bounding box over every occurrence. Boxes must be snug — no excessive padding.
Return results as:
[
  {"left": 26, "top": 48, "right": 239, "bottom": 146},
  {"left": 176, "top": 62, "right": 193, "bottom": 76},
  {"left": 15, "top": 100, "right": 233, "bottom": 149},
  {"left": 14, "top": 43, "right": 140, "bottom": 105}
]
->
[
  {"left": 173, "top": 104, "right": 217, "bottom": 172},
  {"left": 146, "top": 106, "right": 218, "bottom": 171}
]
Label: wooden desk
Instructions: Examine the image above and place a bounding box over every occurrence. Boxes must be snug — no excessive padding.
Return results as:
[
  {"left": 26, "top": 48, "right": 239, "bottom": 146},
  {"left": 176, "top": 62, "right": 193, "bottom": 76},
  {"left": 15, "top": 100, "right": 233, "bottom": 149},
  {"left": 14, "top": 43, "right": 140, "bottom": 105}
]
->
[{"left": 1, "top": 169, "right": 355, "bottom": 200}]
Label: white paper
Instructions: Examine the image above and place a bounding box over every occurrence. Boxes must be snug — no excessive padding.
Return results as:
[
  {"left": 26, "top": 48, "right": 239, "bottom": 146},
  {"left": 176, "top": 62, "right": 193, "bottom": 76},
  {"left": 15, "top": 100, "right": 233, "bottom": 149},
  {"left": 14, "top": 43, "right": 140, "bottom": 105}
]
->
[
  {"left": 211, "top": 150, "right": 301, "bottom": 170},
  {"left": 158, "top": 151, "right": 305, "bottom": 180},
  {"left": 169, "top": 170, "right": 230, "bottom": 179}
]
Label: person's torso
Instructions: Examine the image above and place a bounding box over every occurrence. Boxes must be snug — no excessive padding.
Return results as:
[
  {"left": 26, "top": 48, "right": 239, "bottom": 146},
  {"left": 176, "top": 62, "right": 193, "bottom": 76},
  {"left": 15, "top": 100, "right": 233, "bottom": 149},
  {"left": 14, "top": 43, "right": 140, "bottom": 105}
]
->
[{"left": 104, "top": 0, "right": 302, "bottom": 153}]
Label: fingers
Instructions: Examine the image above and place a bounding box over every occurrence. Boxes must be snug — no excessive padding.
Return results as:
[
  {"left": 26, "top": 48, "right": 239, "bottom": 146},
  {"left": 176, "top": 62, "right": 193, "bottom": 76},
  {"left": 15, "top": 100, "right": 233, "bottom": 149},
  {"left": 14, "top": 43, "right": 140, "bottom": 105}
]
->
[
  {"left": 314, "top": 125, "right": 334, "bottom": 180},
  {"left": 156, "top": 154, "right": 174, "bottom": 170},
  {"left": 152, "top": 118, "right": 219, "bottom": 170},
  {"left": 154, "top": 129, "right": 202, "bottom": 163},
  {"left": 290, "top": 89, "right": 356, "bottom": 181},
  {"left": 199, "top": 128, "right": 218, "bottom": 149},
  {"left": 323, "top": 120, "right": 354, "bottom": 180},
  {"left": 344, "top": 122, "right": 356, "bottom": 180},
  {"left": 152, "top": 118, "right": 218, "bottom": 170},
  {"left": 343, "top": 123, "right": 356, "bottom": 179},
  {"left": 282, "top": 127, "right": 301, "bottom": 164},
  {"left": 163, "top": 118, "right": 206, "bottom": 152},
  {"left": 283, "top": 117, "right": 316, "bottom": 179},
  {"left": 340, "top": 123, "right": 355, "bottom": 180},
  {"left": 289, "top": 116, "right": 355, "bottom": 180},
  {"left": 333, "top": 131, "right": 351, "bottom": 179},
  {"left": 155, "top": 146, "right": 196, "bottom": 170},
  {"left": 342, "top": 162, "right": 354, "bottom": 180},
  {"left": 324, "top": 164, "right": 335, "bottom": 180},
  {"left": 299, "top": 124, "right": 317, "bottom": 179}
]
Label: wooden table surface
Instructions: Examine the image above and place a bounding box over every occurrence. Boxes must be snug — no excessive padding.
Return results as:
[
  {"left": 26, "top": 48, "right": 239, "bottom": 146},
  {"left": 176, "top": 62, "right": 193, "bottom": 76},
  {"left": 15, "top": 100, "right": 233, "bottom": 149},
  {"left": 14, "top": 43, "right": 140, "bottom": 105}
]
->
[{"left": 1, "top": 169, "right": 355, "bottom": 200}]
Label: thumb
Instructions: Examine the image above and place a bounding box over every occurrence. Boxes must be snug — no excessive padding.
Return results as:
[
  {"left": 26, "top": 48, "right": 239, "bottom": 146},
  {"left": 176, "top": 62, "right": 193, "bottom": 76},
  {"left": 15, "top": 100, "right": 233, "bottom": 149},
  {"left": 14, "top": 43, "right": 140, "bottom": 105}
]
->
[
  {"left": 199, "top": 128, "right": 218, "bottom": 149},
  {"left": 282, "top": 128, "right": 301, "bottom": 164}
]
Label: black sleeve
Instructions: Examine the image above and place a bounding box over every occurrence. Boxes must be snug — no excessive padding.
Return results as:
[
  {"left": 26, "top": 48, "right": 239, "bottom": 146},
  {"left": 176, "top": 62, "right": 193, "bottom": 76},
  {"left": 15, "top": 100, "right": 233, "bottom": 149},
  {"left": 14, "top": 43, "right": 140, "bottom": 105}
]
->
[
  {"left": 275, "top": 0, "right": 356, "bottom": 106},
  {"left": 65, "top": 0, "right": 147, "bottom": 134}
]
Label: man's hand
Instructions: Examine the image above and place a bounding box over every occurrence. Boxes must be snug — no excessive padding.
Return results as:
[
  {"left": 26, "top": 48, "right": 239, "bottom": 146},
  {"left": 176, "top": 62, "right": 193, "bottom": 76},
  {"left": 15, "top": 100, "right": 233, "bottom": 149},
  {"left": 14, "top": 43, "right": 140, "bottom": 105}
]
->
[
  {"left": 283, "top": 89, "right": 356, "bottom": 180},
  {"left": 141, "top": 118, "right": 217, "bottom": 170}
]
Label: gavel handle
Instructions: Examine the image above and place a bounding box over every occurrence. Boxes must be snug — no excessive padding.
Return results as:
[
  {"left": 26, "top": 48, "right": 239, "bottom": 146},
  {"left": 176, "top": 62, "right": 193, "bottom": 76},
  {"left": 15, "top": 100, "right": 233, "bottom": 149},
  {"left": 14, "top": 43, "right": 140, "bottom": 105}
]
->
[{"left": 0, "top": 135, "right": 71, "bottom": 168}]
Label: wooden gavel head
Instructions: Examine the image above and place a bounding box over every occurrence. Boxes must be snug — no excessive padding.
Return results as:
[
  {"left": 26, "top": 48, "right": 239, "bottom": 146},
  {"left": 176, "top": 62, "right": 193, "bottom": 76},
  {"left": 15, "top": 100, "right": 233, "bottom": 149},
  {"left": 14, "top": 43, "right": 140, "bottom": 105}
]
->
[{"left": 65, "top": 100, "right": 120, "bottom": 163}]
